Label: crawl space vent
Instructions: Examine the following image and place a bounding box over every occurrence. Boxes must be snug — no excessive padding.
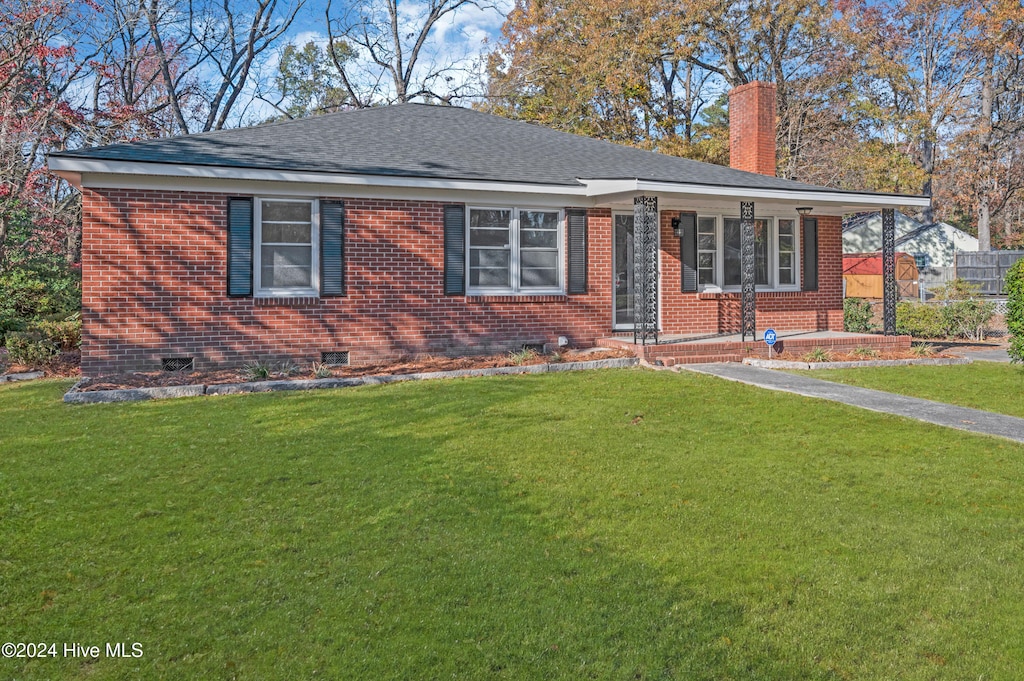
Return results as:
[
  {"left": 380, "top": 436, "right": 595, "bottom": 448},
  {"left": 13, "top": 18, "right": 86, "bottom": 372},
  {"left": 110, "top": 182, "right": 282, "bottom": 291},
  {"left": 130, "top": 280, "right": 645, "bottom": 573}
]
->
[
  {"left": 321, "top": 351, "right": 350, "bottom": 367},
  {"left": 161, "top": 357, "right": 194, "bottom": 372}
]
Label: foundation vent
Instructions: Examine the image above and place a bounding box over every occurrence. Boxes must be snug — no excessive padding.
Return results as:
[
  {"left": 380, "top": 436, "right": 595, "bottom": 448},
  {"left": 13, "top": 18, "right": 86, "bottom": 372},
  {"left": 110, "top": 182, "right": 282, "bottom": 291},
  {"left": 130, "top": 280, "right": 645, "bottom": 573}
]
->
[
  {"left": 161, "top": 357, "right": 195, "bottom": 372},
  {"left": 321, "top": 351, "right": 350, "bottom": 367}
]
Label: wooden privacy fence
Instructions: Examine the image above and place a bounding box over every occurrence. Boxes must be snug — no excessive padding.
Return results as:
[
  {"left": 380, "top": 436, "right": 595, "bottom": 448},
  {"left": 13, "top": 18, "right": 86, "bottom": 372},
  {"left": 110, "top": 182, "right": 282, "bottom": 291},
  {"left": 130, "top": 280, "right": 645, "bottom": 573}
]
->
[{"left": 955, "top": 251, "right": 1024, "bottom": 294}]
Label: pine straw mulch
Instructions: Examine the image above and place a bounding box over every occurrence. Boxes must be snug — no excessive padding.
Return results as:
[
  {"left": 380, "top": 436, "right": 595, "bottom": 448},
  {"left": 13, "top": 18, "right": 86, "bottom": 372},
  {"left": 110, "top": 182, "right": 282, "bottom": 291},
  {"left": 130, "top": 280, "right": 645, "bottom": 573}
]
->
[
  {"left": 797, "top": 348, "right": 956, "bottom": 363},
  {"left": 74, "top": 347, "right": 638, "bottom": 393},
  {"left": 0, "top": 351, "right": 81, "bottom": 379}
]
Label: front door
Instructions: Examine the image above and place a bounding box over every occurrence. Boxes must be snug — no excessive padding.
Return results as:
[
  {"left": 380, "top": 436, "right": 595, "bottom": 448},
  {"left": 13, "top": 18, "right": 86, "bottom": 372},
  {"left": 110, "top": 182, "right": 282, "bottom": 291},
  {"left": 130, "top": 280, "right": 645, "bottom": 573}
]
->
[{"left": 613, "top": 213, "right": 635, "bottom": 328}]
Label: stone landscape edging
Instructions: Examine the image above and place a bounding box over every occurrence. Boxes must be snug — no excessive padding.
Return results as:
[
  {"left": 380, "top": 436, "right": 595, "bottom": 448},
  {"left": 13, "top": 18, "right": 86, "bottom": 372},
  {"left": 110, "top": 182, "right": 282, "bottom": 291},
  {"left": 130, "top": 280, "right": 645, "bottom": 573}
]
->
[
  {"left": 0, "top": 370, "right": 44, "bottom": 384},
  {"left": 64, "top": 357, "right": 640, "bottom": 404},
  {"left": 743, "top": 357, "right": 973, "bottom": 370}
]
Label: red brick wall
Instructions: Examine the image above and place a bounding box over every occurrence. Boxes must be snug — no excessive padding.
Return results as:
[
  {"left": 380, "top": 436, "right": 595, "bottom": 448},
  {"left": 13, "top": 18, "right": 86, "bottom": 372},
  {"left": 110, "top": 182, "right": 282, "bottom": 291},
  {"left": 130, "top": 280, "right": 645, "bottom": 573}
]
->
[
  {"left": 729, "top": 81, "right": 777, "bottom": 177},
  {"left": 80, "top": 189, "right": 842, "bottom": 375},
  {"left": 658, "top": 211, "right": 844, "bottom": 334}
]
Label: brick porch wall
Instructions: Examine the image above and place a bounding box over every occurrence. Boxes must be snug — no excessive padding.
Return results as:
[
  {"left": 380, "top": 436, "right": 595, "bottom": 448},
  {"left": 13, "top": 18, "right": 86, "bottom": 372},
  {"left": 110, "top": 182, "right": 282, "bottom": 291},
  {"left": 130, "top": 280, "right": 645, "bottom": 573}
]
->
[
  {"left": 658, "top": 211, "right": 844, "bottom": 334},
  {"left": 80, "top": 188, "right": 843, "bottom": 375}
]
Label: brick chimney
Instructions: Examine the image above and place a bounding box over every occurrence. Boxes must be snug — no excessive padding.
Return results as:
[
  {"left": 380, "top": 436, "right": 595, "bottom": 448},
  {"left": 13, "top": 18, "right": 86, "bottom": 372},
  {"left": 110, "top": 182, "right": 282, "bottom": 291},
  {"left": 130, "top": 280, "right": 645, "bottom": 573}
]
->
[{"left": 729, "top": 81, "right": 777, "bottom": 176}]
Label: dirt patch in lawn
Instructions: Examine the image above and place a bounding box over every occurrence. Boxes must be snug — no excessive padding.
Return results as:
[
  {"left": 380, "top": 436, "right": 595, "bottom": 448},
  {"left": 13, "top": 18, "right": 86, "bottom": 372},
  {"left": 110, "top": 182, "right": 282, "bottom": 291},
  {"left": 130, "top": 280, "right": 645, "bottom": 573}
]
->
[{"left": 76, "top": 347, "right": 637, "bottom": 392}]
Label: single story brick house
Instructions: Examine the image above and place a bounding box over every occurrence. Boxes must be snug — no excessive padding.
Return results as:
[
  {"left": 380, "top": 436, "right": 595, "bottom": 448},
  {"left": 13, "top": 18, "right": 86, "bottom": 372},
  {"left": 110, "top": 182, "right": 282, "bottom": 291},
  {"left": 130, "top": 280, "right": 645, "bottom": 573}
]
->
[{"left": 49, "top": 82, "right": 928, "bottom": 375}]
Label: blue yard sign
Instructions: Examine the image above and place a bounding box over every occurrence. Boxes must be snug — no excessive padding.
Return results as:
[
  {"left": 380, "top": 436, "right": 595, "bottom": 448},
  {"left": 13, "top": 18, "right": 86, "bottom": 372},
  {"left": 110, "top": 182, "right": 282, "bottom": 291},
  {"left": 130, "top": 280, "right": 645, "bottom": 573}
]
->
[{"left": 764, "top": 328, "right": 777, "bottom": 359}]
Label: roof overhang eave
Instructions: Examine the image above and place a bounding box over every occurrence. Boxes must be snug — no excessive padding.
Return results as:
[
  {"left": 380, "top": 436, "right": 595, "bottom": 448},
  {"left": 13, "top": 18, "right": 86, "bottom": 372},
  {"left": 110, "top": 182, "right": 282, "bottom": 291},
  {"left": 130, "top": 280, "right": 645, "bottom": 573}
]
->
[
  {"left": 580, "top": 179, "right": 931, "bottom": 211},
  {"left": 46, "top": 157, "right": 590, "bottom": 196}
]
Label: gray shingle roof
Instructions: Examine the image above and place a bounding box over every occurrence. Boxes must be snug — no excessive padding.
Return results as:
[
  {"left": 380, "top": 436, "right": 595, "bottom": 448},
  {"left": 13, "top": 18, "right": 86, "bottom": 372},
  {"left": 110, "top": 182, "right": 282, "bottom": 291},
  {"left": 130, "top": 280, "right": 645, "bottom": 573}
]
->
[{"left": 51, "top": 103, "right": 897, "bottom": 196}]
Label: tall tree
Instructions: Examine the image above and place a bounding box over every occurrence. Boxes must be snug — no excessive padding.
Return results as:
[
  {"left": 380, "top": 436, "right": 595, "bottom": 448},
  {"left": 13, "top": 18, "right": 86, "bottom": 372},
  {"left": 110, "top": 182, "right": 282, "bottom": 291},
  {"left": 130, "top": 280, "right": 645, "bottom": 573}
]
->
[
  {"left": 0, "top": 0, "right": 108, "bottom": 265},
  {"left": 146, "top": 0, "right": 303, "bottom": 133},
  {"left": 325, "top": 0, "right": 494, "bottom": 106}
]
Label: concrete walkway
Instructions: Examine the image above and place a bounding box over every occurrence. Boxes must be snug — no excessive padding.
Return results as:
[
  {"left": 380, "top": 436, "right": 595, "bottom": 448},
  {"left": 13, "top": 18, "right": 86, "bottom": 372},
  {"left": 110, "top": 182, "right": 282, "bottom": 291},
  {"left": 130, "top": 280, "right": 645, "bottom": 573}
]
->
[{"left": 684, "top": 363, "right": 1024, "bottom": 444}]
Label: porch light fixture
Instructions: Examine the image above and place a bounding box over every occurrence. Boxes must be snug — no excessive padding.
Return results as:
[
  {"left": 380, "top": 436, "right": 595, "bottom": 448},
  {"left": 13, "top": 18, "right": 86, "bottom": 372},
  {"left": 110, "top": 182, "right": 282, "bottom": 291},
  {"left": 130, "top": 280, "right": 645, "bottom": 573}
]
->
[
  {"left": 671, "top": 217, "right": 681, "bottom": 237},
  {"left": 796, "top": 207, "right": 813, "bottom": 216}
]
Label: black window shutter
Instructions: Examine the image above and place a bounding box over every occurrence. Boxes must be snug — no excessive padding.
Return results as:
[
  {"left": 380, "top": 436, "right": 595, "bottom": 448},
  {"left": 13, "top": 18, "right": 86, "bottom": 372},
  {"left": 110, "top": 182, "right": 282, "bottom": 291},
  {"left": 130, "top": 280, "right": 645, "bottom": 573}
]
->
[
  {"left": 802, "top": 217, "right": 818, "bottom": 291},
  {"left": 227, "top": 197, "right": 253, "bottom": 297},
  {"left": 320, "top": 200, "right": 345, "bottom": 296},
  {"left": 678, "top": 212, "right": 698, "bottom": 292},
  {"left": 444, "top": 204, "right": 466, "bottom": 295},
  {"left": 566, "top": 208, "right": 588, "bottom": 294}
]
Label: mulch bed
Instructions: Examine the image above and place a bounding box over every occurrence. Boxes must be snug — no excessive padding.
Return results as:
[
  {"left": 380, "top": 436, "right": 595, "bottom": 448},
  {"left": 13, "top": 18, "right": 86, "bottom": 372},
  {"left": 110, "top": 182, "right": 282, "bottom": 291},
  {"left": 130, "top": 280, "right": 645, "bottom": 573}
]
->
[
  {"left": 75, "top": 348, "right": 638, "bottom": 393},
  {"left": 0, "top": 351, "right": 81, "bottom": 379}
]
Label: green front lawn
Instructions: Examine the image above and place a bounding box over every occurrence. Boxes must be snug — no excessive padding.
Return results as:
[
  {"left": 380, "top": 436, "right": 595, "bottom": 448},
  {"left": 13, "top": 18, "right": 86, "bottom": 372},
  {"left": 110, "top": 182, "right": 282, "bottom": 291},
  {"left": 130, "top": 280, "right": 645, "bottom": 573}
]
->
[
  {"left": 794, "top": 362, "right": 1024, "bottom": 418},
  {"left": 2, "top": 372, "right": 1023, "bottom": 679}
]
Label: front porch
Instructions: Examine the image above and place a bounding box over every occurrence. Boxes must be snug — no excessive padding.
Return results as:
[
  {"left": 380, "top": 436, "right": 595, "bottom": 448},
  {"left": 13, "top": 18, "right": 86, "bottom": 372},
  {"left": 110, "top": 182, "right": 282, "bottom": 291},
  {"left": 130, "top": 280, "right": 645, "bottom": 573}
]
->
[{"left": 597, "top": 330, "right": 913, "bottom": 366}]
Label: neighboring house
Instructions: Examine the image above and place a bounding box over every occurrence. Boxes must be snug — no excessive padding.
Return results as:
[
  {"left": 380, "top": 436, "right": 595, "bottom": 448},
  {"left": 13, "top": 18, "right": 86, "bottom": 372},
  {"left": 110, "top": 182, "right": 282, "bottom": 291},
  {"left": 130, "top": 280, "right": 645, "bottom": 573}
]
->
[
  {"left": 843, "top": 211, "right": 978, "bottom": 285},
  {"left": 49, "top": 82, "right": 928, "bottom": 375}
]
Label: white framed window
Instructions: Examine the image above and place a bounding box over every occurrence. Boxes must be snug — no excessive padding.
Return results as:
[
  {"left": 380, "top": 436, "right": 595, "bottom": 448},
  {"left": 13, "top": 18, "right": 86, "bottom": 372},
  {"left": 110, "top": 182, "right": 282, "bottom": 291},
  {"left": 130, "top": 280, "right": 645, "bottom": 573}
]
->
[
  {"left": 467, "top": 206, "right": 563, "bottom": 294},
  {"left": 702, "top": 214, "right": 800, "bottom": 291},
  {"left": 254, "top": 198, "right": 319, "bottom": 297},
  {"left": 697, "top": 216, "right": 718, "bottom": 286}
]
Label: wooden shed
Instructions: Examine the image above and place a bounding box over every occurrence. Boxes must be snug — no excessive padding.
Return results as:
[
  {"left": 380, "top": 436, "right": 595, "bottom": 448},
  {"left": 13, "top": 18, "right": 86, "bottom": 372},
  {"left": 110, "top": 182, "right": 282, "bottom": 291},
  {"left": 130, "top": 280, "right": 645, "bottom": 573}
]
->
[{"left": 843, "top": 253, "right": 919, "bottom": 298}]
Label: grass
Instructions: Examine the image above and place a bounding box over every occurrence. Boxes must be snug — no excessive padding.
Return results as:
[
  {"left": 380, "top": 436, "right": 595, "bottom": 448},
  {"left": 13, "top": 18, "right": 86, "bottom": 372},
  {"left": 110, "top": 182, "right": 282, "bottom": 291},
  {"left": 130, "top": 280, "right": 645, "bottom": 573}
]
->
[
  {"left": 794, "top": 361, "right": 1024, "bottom": 418},
  {"left": 2, "top": 371, "right": 1024, "bottom": 679}
]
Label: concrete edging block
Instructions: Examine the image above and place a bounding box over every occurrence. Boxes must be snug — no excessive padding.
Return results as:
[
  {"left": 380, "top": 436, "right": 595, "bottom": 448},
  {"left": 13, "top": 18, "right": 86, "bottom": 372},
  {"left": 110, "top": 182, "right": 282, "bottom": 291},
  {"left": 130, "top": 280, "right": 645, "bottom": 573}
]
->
[
  {"left": 0, "top": 371, "right": 45, "bottom": 384},
  {"left": 64, "top": 384, "right": 205, "bottom": 403}
]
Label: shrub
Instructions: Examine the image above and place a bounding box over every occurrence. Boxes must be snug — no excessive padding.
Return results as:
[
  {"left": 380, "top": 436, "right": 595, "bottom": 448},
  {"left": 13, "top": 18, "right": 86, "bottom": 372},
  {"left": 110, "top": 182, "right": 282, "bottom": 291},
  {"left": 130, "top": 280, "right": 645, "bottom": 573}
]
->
[
  {"left": 312, "top": 361, "right": 332, "bottom": 379},
  {"left": 32, "top": 316, "right": 81, "bottom": 351},
  {"left": 0, "top": 260, "right": 81, "bottom": 344},
  {"left": 941, "top": 298, "right": 995, "bottom": 341},
  {"left": 896, "top": 301, "right": 945, "bottom": 338},
  {"left": 1006, "top": 259, "right": 1024, "bottom": 363},
  {"left": 507, "top": 348, "right": 538, "bottom": 365},
  {"left": 911, "top": 343, "right": 935, "bottom": 357},
  {"left": 843, "top": 298, "right": 874, "bottom": 333},
  {"left": 4, "top": 331, "right": 59, "bottom": 368},
  {"left": 850, "top": 347, "right": 880, "bottom": 359}
]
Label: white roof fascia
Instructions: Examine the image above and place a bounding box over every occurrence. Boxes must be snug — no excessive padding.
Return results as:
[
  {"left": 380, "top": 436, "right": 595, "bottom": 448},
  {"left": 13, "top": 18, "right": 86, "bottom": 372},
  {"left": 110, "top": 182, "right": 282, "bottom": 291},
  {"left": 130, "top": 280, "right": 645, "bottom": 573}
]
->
[
  {"left": 47, "top": 157, "right": 590, "bottom": 197},
  {"left": 579, "top": 178, "right": 931, "bottom": 210}
]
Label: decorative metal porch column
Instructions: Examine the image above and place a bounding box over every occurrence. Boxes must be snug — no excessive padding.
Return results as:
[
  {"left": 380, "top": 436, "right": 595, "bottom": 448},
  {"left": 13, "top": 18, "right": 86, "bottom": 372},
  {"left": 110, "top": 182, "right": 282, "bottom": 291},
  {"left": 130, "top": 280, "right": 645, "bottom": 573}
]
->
[
  {"left": 740, "top": 201, "right": 757, "bottom": 341},
  {"left": 882, "top": 208, "right": 897, "bottom": 335},
  {"left": 633, "top": 196, "right": 659, "bottom": 345}
]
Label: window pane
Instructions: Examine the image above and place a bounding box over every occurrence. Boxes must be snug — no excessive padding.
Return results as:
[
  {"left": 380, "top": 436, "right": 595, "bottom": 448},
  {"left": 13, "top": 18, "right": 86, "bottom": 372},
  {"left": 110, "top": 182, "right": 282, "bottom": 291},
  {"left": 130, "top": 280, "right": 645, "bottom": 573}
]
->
[
  {"left": 262, "top": 223, "right": 311, "bottom": 243},
  {"left": 470, "top": 267, "right": 511, "bottom": 287},
  {"left": 778, "top": 234, "right": 794, "bottom": 252},
  {"left": 778, "top": 219, "right": 795, "bottom": 237},
  {"left": 724, "top": 218, "right": 770, "bottom": 286},
  {"left": 261, "top": 245, "right": 311, "bottom": 287},
  {"left": 520, "top": 211, "right": 558, "bottom": 230},
  {"left": 724, "top": 219, "right": 741, "bottom": 286},
  {"left": 779, "top": 252, "right": 792, "bottom": 269},
  {"left": 262, "top": 201, "right": 311, "bottom": 222},
  {"left": 522, "top": 229, "right": 558, "bottom": 248},
  {"left": 469, "top": 228, "right": 510, "bottom": 247},
  {"left": 698, "top": 217, "right": 716, "bottom": 233},
  {"left": 521, "top": 267, "right": 558, "bottom": 287},
  {"left": 470, "top": 209, "right": 511, "bottom": 229},
  {"left": 470, "top": 249, "right": 511, "bottom": 268},
  {"left": 698, "top": 253, "right": 714, "bottom": 268},
  {"left": 698, "top": 233, "right": 716, "bottom": 250},
  {"left": 779, "top": 267, "right": 794, "bottom": 285},
  {"left": 521, "top": 251, "right": 558, "bottom": 268}
]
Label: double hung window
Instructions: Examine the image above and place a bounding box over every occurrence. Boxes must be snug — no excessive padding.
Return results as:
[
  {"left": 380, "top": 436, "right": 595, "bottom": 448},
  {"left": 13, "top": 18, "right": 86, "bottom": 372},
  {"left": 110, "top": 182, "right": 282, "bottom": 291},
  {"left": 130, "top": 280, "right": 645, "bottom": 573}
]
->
[
  {"left": 255, "top": 199, "right": 319, "bottom": 297},
  {"left": 468, "top": 207, "right": 562, "bottom": 293},
  {"left": 696, "top": 215, "right": 800, "bottom": 290}
]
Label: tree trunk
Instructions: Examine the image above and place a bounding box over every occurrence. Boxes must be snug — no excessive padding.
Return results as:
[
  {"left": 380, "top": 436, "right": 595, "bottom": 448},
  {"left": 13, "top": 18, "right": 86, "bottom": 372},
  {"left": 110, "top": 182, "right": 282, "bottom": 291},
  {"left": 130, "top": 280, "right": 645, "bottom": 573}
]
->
[
  {"left": 977, "top": 56, "right": 994, "bottom": 251},
  {"left": 920, "top": 137, "right": 934, "bottom": 224}
]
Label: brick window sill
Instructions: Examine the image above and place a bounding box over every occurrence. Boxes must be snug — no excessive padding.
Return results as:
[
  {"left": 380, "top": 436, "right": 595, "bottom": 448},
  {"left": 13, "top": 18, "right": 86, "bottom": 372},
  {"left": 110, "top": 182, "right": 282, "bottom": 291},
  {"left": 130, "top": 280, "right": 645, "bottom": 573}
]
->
[
  {"left": 467, "top": 294, "right": 570, "bottom": 304},
  {"left": 697, "top": 290, "right": 805, "bottom": 300},
  {"left": 254, "top": 296, "right": 322, "bottom": 307}
]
